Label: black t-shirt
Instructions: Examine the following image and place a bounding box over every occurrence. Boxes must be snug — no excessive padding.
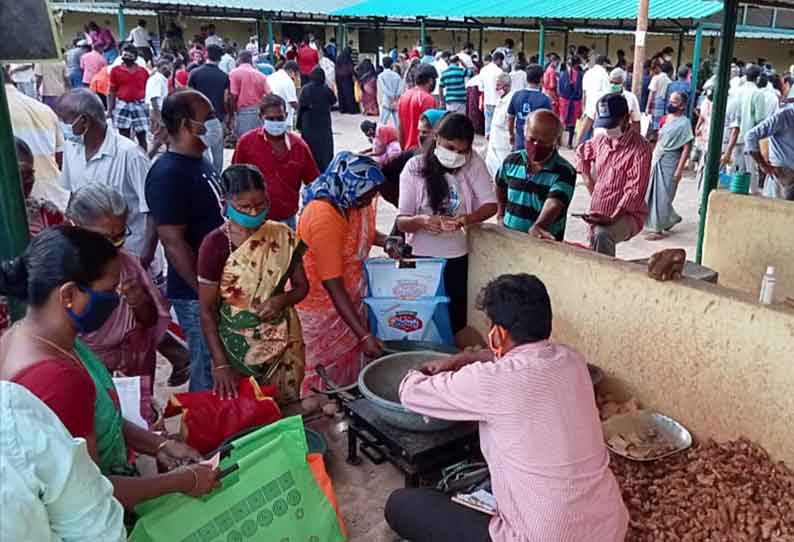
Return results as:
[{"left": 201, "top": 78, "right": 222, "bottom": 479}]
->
[
  {"left": 145, "top": 151, "right": 224, "bottom": 299},
  {"left": 188, "top": 63, "right": 230, "bottom": 121}
]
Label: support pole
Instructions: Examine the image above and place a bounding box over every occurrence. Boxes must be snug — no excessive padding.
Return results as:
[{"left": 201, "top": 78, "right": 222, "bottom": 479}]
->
[
  {"left": 479, "top": 26, "right": 483, "bottom": 57},
  {"left": 0, "top": 84, "right": 30, "bottom": 322},
  {"left": 267, "top": 16, "right": 274, "bottom": 63},
  {"left": 676, "top": 32, "right": 684, "bottom": 69},
  {"left": 420, "top": 18, "right": 426, "bottom": 50},
  {"left": 696, "top": 0, "right": 740, "bottom": 264},
  {"left": 689, "top": 24, "right": 703, "bottom": 118},
  {"left": 563, "top": 30, "right": 569, "bottom": 57},
  {"left": 605, "top": 34, "right": 610, "bottom": 59},
  {"left": 538, "top": 22, "right": 545, "bottom": 63},
  {"left": 117, "top": 4, "right": 126, "bottom": 41},
  {"left": 631, "top": 0, "right": 649, "bottom": 97},
  {"left": 467, "top": 27, "right": 471, "bottom": 48}
]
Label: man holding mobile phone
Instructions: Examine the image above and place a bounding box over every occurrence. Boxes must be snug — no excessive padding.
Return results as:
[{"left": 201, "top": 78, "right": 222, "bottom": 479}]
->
[{"left": 576, "top": 93, "right": 652, "bottom": 256}]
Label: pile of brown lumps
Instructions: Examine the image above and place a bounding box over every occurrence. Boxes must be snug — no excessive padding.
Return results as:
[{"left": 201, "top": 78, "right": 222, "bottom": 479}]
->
[{"left": 611, "top": 438, "right": 794, "bottom": 541}]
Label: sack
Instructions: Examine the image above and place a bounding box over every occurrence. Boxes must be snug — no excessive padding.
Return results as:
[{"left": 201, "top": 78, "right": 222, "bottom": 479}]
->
[
  {"left": 130, "top": 416, "right": 347, "bottom": 542},
  {"left": 365, "top": 257, "right": 447, "bottom": 299},
  {"left": 364, "top": 296, "right": 454, "bottom": 344},
  {"left": 164, "top": 377, "right": 282, "bottom": 455}
]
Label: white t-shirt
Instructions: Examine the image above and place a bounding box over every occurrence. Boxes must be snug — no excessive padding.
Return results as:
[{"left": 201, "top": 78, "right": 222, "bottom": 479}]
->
[
  {"left": 457, "top": 51, "right": 474, "bottom": 70},
  {"left": 582, "top": 64, "right": 610, "bottom": 111},
  {"left": 128, "top": 26, "right": 150, "bottom": 48},
  {"left": 479, "top": 62, "right": 504, "bottom": 107},
  {"left": 205, "top": 35, "right": 224, "bottom": 48},
  {"left": 433, "top": 59, "right": 448, "bottom": 95},
  {"left": 267, "top": 69, "right": 298, "bottom": 126},
  {"left": 145, "top": 72, "right": 169, "bottom": 109},
  {"left": 398, "top": 153, "right": 497, "bottom": 259},
  {"left": 648, "top": 73, "right": 672, "bottom": 101},
  {"left": 586, "top": 89, "right": 642, "bottom": 122},
  {"left": 510, "top": 70, "right": 527, "bottom": 92}
]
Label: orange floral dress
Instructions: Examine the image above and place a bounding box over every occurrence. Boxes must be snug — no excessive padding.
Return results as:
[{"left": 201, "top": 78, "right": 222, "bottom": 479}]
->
[{"left": 296, "top": 199, "right": 376, "bottom": 397}]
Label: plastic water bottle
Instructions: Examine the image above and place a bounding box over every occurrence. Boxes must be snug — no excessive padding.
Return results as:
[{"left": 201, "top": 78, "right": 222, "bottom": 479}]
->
[{"left": 759, "top": 266, "right": 777, "bottom": 305}]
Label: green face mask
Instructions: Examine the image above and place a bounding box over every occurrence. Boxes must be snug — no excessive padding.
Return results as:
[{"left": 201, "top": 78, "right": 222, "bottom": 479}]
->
[{"left": 610, "top": 83, "right": 623, "bottom": 93}]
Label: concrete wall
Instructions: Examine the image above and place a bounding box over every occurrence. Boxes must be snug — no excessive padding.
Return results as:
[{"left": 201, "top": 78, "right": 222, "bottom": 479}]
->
[
  {"left": 467, "top": 224, "right": 794, "bottom": 466},
  {"left": 703, "top": 191, "right": 794, "bottom": 302}
]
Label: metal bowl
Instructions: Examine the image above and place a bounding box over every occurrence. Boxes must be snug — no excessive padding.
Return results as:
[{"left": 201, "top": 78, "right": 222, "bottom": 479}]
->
[
  {"left": 602, "top": 410, "right": 693, "bottom": 462},
  {"left": 358, "top": 350, "right": 458, "bottom": 432}
]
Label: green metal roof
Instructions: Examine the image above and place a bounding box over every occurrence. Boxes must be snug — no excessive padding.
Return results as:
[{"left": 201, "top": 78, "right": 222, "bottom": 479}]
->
[
  {"left": 120, "top": 0, "right": 360, "bottom": 16},
  {"left": 333, "top": 0, "right": 723, "bottom": 21}
]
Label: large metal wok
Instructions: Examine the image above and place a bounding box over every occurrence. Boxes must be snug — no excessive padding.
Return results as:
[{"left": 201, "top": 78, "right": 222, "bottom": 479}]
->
[{"left": 357, "top": 350, "right": 458, "bottom": 432}]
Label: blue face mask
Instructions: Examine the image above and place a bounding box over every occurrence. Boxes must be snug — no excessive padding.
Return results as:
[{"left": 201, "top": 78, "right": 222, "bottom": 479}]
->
[
  {"left": 60, "top": 118, "right": 85, "bottom": 145},
  {"left": 226, "top": 203, "right": 268, "bottom": 229},
  {"left": 263, "top": 119, "right": 288, "bottom": 137},
  {"left": 67, "top": 285, "right": 120, "bottom": 333}
]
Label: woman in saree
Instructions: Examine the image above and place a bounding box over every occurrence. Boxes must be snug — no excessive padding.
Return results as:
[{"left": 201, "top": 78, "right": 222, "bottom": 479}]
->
[
  {"left": 335, "top": 47, "right": 360, "bottom": 114},
  {"left": 557, "top": 55, "right": 583, "bottom": 148},
  {"left": 355, "top": 58, "right": 379, "bottom": 116},
  {"left": 296, "top": 152, "right": 388, "bottom": 402},
  {"left": 645, "top": 92, "right": 693, "bottom": 240},
  {"left": 198, "top": 165, "right": 309, "bottom": 402},
  {"left": 66, "top": 184, "right": 170, "bottom": 425},
  {"left": 0, "top": 226, "right": 219, "bottom": 509},
  {"left": 360, "top": 121, "right": 403, "bottom": 165}
]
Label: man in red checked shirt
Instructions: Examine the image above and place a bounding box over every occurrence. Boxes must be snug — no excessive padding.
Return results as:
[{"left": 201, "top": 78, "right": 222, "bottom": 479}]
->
[
  {"left": 107, "top": 45, "right": 150, "bottom": 150},
  {"left": 576, "top": 93, "right": 652, "bottom": 257}
]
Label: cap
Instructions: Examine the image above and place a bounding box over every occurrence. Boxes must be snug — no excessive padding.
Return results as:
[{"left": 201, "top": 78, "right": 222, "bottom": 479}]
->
[
  {"left": 593, "top": 93, "right": 629, "bottom": 129},
  {"left": 609, "top": 67, "right": 626, "bottom": 82}
]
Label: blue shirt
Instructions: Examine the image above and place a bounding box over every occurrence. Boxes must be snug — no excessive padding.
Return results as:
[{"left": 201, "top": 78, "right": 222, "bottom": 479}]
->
[
  {"left": 507, "top": 88, "right": 553, "bottom": 150},
  {"left": 378, "top": 69, "right": 402, "bottom": 102},
  {"left": 745, "top": 105, "right": 794, "bottom": 168},
  {"left": 665, "top": 80, "right": 691, "bottom": 104}
]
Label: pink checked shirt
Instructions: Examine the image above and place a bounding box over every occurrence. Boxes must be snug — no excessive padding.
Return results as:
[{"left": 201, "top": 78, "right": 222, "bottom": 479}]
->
[
  {"left": 400, "top": 341, "right": 629, "bottom": 542},
  {"left": 576, "top": 129, "right": 652, "bottom": 236}
]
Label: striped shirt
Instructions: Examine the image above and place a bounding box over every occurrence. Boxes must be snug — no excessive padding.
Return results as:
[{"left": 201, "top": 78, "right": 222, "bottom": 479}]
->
[
  {"left": 439, "top": 64, "right": 467, "bottom": 104},
  {"left": 496, "top": 150, "right": 576, "bottom": 240},
  {"left": 399, "top": 341, "right": 629, "bottom": 542},
  {"left": 576, "top": 129, "right": 652, "bottom": 235}
]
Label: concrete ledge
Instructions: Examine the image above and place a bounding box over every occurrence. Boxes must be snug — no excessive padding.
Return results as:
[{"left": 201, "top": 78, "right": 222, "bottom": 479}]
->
[
  {"left": 468, "top": 224, "right": 794, "bottom": 466},
  {"left": 703, "top": 191, "right": 794, "bottom": 301}
]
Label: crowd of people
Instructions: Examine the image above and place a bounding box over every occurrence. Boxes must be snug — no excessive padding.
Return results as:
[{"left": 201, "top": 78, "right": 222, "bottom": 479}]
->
[{"left": 2, "top": 18, "right": 794, "bottom": 542}]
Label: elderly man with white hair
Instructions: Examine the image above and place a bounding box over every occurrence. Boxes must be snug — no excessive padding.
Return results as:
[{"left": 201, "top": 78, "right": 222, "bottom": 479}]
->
[
  {"left": 55, "top": 88, "right": 161, "bottom": 275},
  {"left": 578, "top": 67, "right": 641, "bottom": 140}
]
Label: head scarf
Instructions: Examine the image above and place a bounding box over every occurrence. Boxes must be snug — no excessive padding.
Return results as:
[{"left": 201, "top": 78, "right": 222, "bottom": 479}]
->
[
  {"left": 301, "top": 152, "right": 385, "bottom": 210},
  {"left": 308, "top": 66, "right": 325, "bottom": 85},
  {"left": 421, "top": 109, "right": 447, "bottom": 128}
]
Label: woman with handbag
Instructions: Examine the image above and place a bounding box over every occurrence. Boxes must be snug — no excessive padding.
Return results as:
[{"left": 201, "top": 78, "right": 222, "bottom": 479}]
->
[{"left": 198, "top": 165, "right": 309, "bottom": 403}]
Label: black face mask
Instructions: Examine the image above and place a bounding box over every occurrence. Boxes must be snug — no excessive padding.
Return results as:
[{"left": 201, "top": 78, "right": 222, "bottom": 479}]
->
[{"left": 123, "top": 57, "right": 136, "bottom": 66}]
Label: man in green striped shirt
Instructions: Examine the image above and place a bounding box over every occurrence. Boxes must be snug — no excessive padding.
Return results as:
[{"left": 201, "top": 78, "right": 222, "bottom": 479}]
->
[
  {"left": 439, "top": 56, "right": 468, "bottom": 113},
  {"left": 495, "top": 110, "right": 577, "bottom": 241}
]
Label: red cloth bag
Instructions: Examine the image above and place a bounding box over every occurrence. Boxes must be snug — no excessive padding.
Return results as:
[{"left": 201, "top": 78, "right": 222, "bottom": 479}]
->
[{"left": 164, "top": 377, "right": 282, "bottom": 454}]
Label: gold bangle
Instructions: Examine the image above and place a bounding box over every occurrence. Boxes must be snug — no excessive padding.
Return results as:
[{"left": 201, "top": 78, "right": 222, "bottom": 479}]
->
[
  {"left": 184, "top": 466, "right": 199, "bottom": 493},
  {"left": 212, "top": 365, "right": 230, "bottom": 372},
  {"left": 157, "top": 439, "right": 170, "bottom": 453}
]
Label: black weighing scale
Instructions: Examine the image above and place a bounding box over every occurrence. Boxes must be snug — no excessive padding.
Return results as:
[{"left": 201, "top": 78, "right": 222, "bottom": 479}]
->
[{"left": 344, "top": 397, "right": 479, "bottom": 487}]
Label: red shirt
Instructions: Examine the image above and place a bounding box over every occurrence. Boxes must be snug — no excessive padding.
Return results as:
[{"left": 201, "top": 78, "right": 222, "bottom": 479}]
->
[
  {"left": 168, "top": 69, "right": 189, "bottom": 92},
  {"left": 576, "top": 129, "right": 652, "bottom": 236},
  {"left": 297, "top": 45, "right": 319, "bottom": 76},
  {"left": 12, "top": 360, "right": 97, "bottom": 439},
  {"left": 232, "top": 130, "right": 321, "bottom": 220},
  {"left": 398, "top": 87, "right": 436, "bottom": 149},
  {"left": 109, "top": 65, "right": 149, "bottom": 102}
]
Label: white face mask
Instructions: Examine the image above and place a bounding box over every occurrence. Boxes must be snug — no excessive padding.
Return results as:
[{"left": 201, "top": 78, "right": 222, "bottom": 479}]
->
[
  {"left": 604, "top": 126, "right": 624, "bottom": 139},
  {"left": 263, "top": 119, "right": 288, "bottom": 137},
  {"left": 434, "top": 145, "right": 468, "bottom": 169}
]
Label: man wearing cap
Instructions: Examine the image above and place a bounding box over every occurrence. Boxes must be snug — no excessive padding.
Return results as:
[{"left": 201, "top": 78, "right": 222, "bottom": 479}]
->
[
  {"left": 398, "top": 64, "right": 438, "bottom": 149},
  {"left": 577, "top": 68, "right": 641, "bottom": 144},
  {"left": 576, "top": 93, "right": 652, "bottom": 257}
]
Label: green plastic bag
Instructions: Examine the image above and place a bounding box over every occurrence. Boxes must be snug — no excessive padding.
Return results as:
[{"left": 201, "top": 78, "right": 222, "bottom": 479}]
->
[{"left": 130, "top": 416, "right": 346, "bottom": 542}]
